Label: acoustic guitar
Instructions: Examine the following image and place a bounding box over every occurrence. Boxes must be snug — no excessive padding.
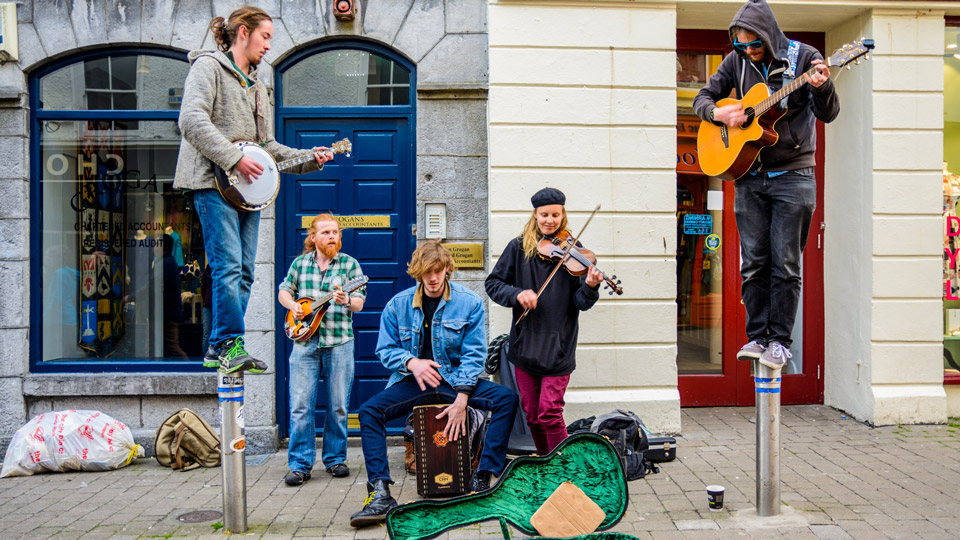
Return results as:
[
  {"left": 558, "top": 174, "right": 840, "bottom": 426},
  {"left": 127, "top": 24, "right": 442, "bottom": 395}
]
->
[
  {"left": 284, "top": 275, "right": 368, "bottom": 342},
  {"left": 213, "top": 138, "right": 352, "bottom": 212},
  {"left": 696, "top": 39, "right": 874, "bottom": 181}
]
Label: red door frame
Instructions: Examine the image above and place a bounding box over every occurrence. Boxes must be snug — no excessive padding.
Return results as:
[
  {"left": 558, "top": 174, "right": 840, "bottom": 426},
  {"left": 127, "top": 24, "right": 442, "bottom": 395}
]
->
[{"left": 677, "top": 29, "right": 825, "bottom": 406}]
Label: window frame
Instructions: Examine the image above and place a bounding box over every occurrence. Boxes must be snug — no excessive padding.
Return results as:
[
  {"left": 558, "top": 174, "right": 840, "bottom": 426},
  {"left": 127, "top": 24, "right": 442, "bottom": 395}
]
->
[{"left": 29, "top": 47, "right": 199, "bottom": 373}]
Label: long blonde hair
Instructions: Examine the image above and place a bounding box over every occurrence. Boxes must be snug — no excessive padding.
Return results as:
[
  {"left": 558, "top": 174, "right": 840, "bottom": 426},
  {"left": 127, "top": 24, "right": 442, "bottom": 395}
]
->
[
  {"left": 209, "top": 6, "right": 271, "bottom": 52},
  {"left": 520, "top": 209, "right": 569, "bottom": 259},
  {"left": 302, "top": 214, "right": 341, "bottom": 255}
]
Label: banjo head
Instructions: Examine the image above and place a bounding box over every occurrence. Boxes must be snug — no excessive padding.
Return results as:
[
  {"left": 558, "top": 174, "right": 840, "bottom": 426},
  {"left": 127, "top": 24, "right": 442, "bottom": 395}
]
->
[{"left": 232, "top": 141, "right": 279, "bottom": 207}]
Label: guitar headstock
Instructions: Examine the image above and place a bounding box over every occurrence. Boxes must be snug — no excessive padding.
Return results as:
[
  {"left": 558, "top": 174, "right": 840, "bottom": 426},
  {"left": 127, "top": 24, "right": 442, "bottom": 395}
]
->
[
  {"left": 330, "top": 138, "right": 352, "bottom": 157},
  {"left": 827, "top": 38, "right": 875, "bottom": 69}
]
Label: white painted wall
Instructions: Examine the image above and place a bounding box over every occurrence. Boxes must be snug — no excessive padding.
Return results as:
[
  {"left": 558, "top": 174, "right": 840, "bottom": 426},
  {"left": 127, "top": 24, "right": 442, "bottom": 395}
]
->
[
  {"left": 487, "top": 1, "right": 680, "bottom": 433},
  {"left": 825, "top": 10, "right": 947, "bottom": 425}
]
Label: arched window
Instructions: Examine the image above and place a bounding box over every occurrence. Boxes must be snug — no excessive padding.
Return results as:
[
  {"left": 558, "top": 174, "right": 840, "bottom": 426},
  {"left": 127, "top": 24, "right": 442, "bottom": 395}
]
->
[
  {"left": 282, "top": 49, "right": 412, "bottom": 106},
  {"left": 30, "top": 49, "right": 204, "bottom": 371}
]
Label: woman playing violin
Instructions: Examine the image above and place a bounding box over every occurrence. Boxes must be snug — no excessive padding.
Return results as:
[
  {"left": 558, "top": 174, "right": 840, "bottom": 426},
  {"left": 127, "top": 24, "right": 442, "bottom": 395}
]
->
[{"left": 485, "top": 187, "right": 602, "bottom": 454}]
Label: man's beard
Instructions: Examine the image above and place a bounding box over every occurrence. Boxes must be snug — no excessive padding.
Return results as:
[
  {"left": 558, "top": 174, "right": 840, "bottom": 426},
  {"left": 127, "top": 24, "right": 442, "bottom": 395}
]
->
[{"left": 319, "top": 242, "right": 339, "bottom": 259}]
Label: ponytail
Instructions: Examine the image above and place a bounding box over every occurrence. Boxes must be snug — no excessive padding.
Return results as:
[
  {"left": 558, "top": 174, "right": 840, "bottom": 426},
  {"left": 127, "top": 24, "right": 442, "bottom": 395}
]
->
[{"left": 209, "top": 6, "right": 271, "bottom": 52}]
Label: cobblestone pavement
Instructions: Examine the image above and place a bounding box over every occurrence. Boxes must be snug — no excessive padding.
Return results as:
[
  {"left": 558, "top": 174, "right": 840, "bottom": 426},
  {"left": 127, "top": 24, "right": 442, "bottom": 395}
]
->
[{"left": 0, "top": 405, "right": 958, "bottom": 539}]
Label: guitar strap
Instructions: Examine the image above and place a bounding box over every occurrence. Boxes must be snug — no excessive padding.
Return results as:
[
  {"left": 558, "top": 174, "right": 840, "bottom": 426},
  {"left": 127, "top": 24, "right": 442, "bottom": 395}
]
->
[
  {"left": 255, "top": 85, "right": 266, "bottom": 146},
  {"left": 780, "top": 40, "right": 801, "bottom": 109}
]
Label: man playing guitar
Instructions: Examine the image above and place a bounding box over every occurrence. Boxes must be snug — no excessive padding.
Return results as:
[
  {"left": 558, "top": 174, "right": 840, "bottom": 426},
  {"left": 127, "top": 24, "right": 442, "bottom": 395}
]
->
[
  {"left": 278, "top": 214, "right": 365, "bottom": 486},
  {"left": 173, "top": 6, "right": 334, "bottom": 373},
  {"left": 693, "top": 0, "right": 839, "bottom": 370}
]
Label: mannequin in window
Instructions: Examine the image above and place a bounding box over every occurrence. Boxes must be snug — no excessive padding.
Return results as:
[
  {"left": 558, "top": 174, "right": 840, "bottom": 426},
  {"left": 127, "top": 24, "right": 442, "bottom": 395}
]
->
[{"left": 162, "top": 234, "right": 188, "bottom": 361}]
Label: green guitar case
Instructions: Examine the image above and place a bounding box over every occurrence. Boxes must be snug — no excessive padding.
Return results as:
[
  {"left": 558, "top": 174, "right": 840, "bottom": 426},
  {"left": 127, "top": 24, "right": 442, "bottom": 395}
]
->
[{"left": 385, "top": 432, "right": 639, "bottom": 540}]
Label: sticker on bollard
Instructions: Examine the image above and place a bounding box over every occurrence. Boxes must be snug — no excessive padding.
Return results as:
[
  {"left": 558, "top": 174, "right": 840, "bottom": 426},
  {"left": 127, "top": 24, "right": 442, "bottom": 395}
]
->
[{"left": 230, "top": 436, "right": 246, "bottom": 453}]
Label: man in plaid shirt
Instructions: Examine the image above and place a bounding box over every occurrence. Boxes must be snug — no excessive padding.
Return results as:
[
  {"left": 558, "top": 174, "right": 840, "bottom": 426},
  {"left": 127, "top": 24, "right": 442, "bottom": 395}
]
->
[{"left": 278, "top": 213, "right": 365, "bottom": 486}]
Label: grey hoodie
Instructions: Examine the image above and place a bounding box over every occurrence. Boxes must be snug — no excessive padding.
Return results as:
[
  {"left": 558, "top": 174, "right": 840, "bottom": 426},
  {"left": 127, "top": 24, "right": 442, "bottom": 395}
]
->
[
  {"left": 693, "top": 0, "right": 839, "bottom": 172},
  {"left": 173, "top": 50, "right": 319, "bottom": 192}
]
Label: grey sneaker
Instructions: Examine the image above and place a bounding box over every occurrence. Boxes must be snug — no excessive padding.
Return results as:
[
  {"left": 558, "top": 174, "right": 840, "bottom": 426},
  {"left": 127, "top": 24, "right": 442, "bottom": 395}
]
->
[
  {"left": 737, "top": 340, "right": 765, "bottom": 361},
  {"left": 759, "top": 341, "right": 791, "bottom": 370},
  {"left": 218, "top": 337, "right": 267, "bottom": 374}
]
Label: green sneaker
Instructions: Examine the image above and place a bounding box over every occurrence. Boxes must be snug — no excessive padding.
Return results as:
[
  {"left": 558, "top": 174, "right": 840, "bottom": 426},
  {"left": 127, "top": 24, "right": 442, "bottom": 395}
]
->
[
  {"left": 218, "top": 337, "right": 267, "bottom": 374},
  {"left": 202, "top": 346, "right": 219, "bottom": 368}
]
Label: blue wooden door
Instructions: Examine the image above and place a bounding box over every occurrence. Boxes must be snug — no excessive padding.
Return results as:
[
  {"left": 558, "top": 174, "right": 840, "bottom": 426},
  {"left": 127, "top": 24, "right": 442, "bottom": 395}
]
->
[{"left": 275, "top": 116, "right": 415, "bottom": 438}]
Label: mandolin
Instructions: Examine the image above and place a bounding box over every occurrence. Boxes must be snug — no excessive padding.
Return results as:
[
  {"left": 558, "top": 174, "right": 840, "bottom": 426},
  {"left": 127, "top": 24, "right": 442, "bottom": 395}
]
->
[
  {"left": 284, "top": 275, "right": 368, "bottom": 342},
  {"left": 696, "top": 39, "right": 873, "bottom": 181}
]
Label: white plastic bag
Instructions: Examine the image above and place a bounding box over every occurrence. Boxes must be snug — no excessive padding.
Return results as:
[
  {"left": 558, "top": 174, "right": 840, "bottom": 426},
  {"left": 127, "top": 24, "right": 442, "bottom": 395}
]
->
[{"left": 1, "top": 410, "right": 143, "bottom": 478}]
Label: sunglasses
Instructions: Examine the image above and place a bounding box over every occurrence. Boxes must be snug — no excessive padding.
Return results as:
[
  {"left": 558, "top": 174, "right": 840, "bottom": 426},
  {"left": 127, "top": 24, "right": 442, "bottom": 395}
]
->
[{"left": 733, "top": 39, "right": 763, "bottom": 51}]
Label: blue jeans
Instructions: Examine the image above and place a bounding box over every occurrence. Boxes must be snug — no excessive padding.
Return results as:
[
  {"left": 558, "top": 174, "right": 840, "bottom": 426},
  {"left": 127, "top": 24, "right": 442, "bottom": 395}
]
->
[
  {"left": 201, "top": 306, "right": 212, "bottom": 353},
  {"left": 191, "top": 190, "right": 259, "bottom": 350},
  {"left": 734, "top": 168, "right": 816, "bottom": 347},
  {"left": 288, "top": 339, "right": 355, "bottom": 472},
  {"left": 358, "top": 377, "right": 518, "bottom": 483}
]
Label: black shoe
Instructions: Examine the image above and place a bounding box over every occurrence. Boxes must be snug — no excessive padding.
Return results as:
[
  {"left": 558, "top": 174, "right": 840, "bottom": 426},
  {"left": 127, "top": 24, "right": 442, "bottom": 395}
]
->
[
  {"left": 350, "top": 479, "right": 398, "bottom": 528},
  {"left": 284, "top": 470, "right": 311, "bottom": 486},
  {"left": 326, "top": 463, "right": 350, "bottom": 478},
  {"left": 218, "top": 337, "right": 268, "bottom": 374},
  {"left": 202, "top": 346, "right": 219, "bottom": 368},
  {"left": 470, "top": 470, "right": 493, "bottom": 493}
]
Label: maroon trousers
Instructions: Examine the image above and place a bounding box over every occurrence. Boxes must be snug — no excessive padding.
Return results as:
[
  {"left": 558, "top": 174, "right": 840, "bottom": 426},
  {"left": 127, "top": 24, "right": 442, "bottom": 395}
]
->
[{"left": 514, "top": 367, "right": 571, "bottom": 454}]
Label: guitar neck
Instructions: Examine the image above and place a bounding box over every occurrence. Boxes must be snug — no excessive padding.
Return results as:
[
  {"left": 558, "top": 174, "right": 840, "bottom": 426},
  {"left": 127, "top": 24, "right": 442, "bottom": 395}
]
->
[{"left": 756, "top": 65, "right": 820, "bottom": 115}]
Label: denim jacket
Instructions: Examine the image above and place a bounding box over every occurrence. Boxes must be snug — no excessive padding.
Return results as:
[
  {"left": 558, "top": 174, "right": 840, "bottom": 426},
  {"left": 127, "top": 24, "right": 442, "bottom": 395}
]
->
[{"left": 376, "top": 282, "right": 487, "bottom": 394}]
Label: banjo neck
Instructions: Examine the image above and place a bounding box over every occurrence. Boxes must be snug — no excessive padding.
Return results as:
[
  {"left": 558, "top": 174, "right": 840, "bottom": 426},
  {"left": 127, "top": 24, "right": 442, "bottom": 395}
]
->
[{"left": 275, "top": 137, "right": 352, "bottom": 172}]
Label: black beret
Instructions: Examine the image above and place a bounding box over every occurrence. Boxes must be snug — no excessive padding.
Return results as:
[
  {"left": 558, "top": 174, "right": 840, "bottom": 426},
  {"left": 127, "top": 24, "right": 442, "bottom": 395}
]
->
[{"left": 531, "top": 187, "right": 566, "bottom": 208}]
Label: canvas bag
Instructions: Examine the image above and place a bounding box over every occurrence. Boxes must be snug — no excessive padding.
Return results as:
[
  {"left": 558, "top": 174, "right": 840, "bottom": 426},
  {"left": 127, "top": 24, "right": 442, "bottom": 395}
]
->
[{"left": 154, "top": 408, "right": 221, "bottom": 471}]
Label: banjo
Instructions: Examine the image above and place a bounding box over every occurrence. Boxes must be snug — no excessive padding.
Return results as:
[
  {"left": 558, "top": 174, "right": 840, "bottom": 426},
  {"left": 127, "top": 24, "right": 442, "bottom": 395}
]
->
[{"left": 213, "top": 138, "right": 352, "bottom": 212}]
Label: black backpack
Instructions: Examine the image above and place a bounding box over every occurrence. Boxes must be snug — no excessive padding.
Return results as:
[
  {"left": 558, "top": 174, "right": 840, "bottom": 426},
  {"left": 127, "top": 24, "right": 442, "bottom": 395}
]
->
[{"left": 588, "top": 410, "right": 659, "bottom": 480}]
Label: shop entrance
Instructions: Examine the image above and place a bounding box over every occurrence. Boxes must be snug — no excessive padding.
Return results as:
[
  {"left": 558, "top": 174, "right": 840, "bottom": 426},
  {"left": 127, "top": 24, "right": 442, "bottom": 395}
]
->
[
  {"left": 676, "top": 30, "right": 825, "bottom": 406},
  {"left": 274, "top": 43, "right": 416, "bottom": 438}
]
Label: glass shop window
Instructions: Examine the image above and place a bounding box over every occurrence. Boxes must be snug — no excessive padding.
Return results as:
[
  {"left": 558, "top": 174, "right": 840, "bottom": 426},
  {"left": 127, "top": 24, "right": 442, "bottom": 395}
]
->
[
  {"left": 34, "top": 52, "right": 210, "bottom": 366},
  {"left": 944, "top": 27, "right": 960, "bottom": 381}
]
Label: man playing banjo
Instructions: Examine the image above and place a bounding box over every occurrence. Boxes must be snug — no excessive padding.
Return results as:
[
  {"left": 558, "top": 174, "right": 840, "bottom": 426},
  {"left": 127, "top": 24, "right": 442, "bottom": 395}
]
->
[{"left": 174, "top": 5, "right": 334, "bottom": 373}]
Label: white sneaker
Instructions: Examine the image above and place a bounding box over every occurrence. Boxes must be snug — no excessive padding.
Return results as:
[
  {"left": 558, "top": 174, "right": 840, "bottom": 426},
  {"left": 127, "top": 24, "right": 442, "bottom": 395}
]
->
[
  {"left": 758, "top": 341, "right": 791, "bottom": 370},
  {"left": 736, "top": 340, "right": 766, "bottom": 361}
]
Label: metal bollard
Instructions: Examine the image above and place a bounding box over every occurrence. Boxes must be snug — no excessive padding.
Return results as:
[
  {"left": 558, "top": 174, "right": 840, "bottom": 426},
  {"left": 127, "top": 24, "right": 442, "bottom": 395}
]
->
[
  {"left": 218, "top": 370, "right": 247, "bottom": 533},
  {"left": 754, "top": 362, "right": 781, "bottom": 517}
]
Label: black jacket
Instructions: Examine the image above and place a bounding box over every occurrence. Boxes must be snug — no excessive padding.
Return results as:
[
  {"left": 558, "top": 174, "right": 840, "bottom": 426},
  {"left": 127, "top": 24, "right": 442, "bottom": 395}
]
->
[
  {"left": 693, "top": 0, "right": 840, "bottom": 172},
  {"left": 485, "top": 237, "right": 599, "bottom": 377}
]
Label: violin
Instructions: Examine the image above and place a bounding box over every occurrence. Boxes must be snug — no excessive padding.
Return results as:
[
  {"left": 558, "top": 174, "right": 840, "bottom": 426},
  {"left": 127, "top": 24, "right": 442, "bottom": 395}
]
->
[{"left": 537, "top": 230, "right": 623, "bottom": 295}]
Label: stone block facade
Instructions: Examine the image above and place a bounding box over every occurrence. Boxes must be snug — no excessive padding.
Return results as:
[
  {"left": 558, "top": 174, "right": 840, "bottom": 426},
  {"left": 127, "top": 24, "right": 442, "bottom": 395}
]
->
[{"left": 0, "top": 0, "right": 489, "bottom": 456}]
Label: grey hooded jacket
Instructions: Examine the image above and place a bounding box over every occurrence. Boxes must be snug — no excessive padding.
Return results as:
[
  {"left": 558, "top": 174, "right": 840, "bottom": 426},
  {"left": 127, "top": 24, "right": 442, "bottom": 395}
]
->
[
  {"left": 173, "top": 50, "right": 320, "bottom": 192},
  {"left": 693, "top": 0, "right": 839, "bottom": 172}
]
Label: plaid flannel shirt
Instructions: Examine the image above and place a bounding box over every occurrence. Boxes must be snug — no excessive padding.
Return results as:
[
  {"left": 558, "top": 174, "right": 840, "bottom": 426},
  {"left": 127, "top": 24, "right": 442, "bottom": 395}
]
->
[{"left": 279, "top": 252, "right": 365, "bottom": 347}]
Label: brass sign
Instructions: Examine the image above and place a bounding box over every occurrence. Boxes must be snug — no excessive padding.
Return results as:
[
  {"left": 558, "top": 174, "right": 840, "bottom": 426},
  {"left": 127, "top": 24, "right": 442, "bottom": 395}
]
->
[
  {"left": 443, "top": 243, "right": 484, "bottom": 269},
  {"left": 300, "top": 215, "right": 391, "bottom": 229}
]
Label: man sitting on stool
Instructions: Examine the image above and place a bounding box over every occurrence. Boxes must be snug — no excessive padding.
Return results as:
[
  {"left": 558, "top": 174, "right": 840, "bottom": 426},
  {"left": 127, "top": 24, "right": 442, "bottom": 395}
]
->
[{"left": 350, "top": 241, "right": 519, "bottom": 528}]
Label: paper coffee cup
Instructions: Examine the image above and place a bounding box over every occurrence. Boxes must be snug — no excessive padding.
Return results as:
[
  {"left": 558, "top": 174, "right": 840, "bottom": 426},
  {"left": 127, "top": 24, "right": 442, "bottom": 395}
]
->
[{"left": 706, "top": 485, "right": 725, "bottom": 512}]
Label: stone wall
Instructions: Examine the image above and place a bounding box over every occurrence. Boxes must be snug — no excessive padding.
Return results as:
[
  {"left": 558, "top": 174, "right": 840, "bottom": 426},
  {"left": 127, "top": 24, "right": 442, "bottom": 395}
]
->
[
  {"left": 487, "top": 0, "right": 681, "bottom": 434},
  {"left": 0, "top": 0, "right": 489, "bottom": 456}
]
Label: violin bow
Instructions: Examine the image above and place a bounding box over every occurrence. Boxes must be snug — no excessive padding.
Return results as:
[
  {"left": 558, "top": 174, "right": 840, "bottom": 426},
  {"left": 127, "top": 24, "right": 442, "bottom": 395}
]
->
[{"left": 516, "top": 204, "right": 601, "bottom": 325}]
